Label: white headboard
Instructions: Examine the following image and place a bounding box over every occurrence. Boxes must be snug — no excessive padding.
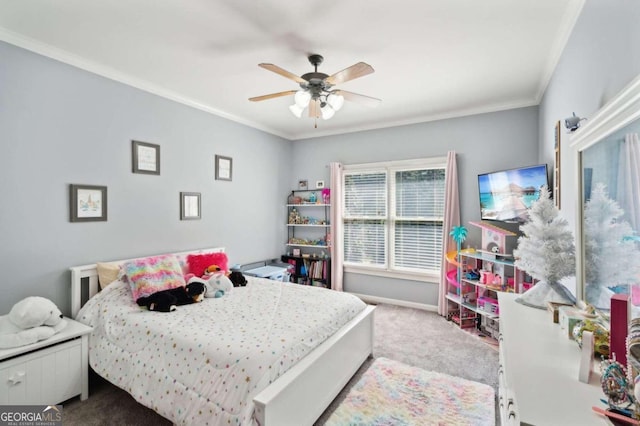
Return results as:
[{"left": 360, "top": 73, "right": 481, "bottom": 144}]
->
[{"left": 69, "top": 247, "right": 225, "bottom": 318}]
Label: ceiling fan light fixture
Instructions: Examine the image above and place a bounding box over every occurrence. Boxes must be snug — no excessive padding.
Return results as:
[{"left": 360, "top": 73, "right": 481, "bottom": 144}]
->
[
  {"left": 289, "top": 103, "right": 304, "bottom": 118},
  {"left": 320, "top": 103, "right": 335, "bottom": 120},
  {"left": 294, "top": 90, "right": 311, "bottom": 108},
  {"left": 251, "top": 54, "right": 379, "bottom": 127},
  {"left": 327, "top": 93, "right": 344, "bottom": 111}
]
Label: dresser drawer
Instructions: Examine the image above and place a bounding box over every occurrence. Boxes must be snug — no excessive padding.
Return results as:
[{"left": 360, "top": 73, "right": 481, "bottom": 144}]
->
[{"left": 0, "top": 338, "right": 82, "bottom": 405}]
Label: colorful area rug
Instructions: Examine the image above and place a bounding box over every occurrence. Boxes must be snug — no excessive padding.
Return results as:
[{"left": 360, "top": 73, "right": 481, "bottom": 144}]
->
[{"left": 325, "top": 357, "right": 495, "bottom": 426}]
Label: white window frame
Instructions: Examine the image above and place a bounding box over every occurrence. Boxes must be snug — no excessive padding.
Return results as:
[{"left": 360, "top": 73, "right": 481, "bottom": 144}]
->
[{"left": 342, "top": 156, "right": 446, "bottom": 283}]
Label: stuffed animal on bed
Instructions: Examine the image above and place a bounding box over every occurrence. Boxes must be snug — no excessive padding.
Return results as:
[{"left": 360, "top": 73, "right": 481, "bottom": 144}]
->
[
  {"left": 136, "top": 281, "right": 206, "bottom": 312},
  {"left": 187, "top": 274, "right": 233, "bottom": 298},
  {"left": 229, "top": 270, "right": 248, "bottom": 287},
  {"left": 203, "top": 264, "right": 223, "bottom": 276},
  {"left": 0, "top": 297, "right": 68, "bottom": 349}
]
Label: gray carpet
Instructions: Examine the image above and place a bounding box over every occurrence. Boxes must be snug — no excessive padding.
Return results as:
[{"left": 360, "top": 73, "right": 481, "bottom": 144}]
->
[{"left": 62, "top": 304, "right": 499, "bottom": 425}]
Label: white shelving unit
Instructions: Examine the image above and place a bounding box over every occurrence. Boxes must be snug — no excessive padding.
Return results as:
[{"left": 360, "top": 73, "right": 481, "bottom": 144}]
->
[
  {"left": 286, "top": 191, "right": 331, "bottom": 250},
  {"left": 284, "top": 190, "right": 332, "bottom": 288}
]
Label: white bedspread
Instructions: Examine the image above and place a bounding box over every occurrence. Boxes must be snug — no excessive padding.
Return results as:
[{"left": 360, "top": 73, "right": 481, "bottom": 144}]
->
[{"left": 77, "top": 277, "right": 366, "bottom": 425}]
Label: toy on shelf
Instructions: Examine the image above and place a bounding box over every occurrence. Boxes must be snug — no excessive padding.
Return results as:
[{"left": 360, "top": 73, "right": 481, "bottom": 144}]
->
[
  {"left": 445, "top": 221, "right": 529, "bottom": 339},
  {"left": 321, "top": 188, "right": 330, "bottom": 204},
  {"left": 469, "top": 221, "right": 517, "bottom": 255},
  {"left": 446, "top": 269, "right": 459, "bottom": 288}
]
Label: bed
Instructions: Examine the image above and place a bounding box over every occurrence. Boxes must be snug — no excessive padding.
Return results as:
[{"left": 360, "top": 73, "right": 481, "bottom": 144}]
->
[{"left": 70, "top": 247, "right": 375, "bottom": 426}]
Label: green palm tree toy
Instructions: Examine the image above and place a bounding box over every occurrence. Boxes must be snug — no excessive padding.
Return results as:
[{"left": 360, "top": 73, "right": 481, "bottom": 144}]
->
[{"left": 450, "top": 226, "right": 468, "bottom": 279}]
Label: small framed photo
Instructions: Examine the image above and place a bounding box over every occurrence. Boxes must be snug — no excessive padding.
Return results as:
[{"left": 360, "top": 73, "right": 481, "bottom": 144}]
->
[
  {"left": 292, "top": 248, "right": 301, "bottom": 257},
  {"left": 298, "top": 180, "right": 308, "bottom": 190},
  {"left": 315, "top": 180, "right": 325, "bottom": 189},
  {"left": 215, "top": 155, "right": 233, "bottom": 181},
  {"left": 132, "top": 140, "right": 160, "bottom": 175},
  {"left": 180, "top": 192, "right": 201, "bottom": 220},
  {"left": 70, "top": 184, "right": 107, "bottom": 222}
]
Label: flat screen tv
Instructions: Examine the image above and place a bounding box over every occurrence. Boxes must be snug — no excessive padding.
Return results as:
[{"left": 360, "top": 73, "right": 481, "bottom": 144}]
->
[{"left": 478, "top": 164, "right": 549, "bottom": 223}]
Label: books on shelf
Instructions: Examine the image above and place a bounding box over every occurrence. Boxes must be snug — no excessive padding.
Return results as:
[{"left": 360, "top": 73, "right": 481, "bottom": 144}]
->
[{"left": 303, "top": 258, "right": 327, "bottom": 281}]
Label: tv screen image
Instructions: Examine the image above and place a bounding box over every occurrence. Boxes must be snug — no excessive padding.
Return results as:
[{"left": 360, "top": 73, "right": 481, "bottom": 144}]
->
[{"left": 478, "top": 164, "right": 549, "bottom": 223}]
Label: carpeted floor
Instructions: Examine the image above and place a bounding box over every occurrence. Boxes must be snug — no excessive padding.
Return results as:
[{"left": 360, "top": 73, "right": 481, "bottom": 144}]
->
[{"left": 62, "top": 303, "right": 499, "bottom": 425}]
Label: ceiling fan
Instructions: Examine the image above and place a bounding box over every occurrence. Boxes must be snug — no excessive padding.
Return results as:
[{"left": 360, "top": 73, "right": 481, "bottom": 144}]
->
[{"left": 249, "top": 54, "right": 380, "bottom": 122}]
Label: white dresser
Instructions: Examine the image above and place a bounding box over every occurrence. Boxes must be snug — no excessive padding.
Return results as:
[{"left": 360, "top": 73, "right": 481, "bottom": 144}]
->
[
  {"left": 498, "top": 293, "right": 607, "bottom": 425},
  {"left": 0, "top": 318, "right": 91, "bottom": 405}
]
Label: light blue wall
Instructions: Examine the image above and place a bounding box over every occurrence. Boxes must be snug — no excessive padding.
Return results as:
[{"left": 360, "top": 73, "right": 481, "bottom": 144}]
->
[
  {"left": 3, "top": 0, "right": 639, "bottom": 314},
  {"left": 0, "top": 41, "right": 292, "bottom": 315},
  {"left": 539, "top": 0, "right": 640, "bottom": 232},
  {"left": 291, "top": 107, "right": 539, "bottom": 305}
]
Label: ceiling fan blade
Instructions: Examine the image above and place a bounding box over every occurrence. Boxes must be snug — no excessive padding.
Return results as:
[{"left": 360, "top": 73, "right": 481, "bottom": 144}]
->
[
  {"left": 335, "top": 90, "right": 381, "bottom": 107},
  {"left": 325, "top": 62, "right": 374, "bottom": 85},
  {"left": 249, "top": 90, "right": 297, "bottom": 102},
  {"left": 258, "top": 63, "right": 306, "bottom": 84},
  {"left": 308, "top": 99, "right": 319, "bottom": 118}
]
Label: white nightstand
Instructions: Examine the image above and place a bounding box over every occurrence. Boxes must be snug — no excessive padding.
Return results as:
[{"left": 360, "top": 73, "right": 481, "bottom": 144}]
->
[{"left": 0, "top": 318, "right": 92, "bottom": 405}]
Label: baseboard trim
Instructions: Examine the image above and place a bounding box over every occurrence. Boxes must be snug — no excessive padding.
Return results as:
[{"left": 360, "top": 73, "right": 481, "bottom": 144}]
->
[{"left": 348, "top": 293, "right": 438, "bottom": 312}]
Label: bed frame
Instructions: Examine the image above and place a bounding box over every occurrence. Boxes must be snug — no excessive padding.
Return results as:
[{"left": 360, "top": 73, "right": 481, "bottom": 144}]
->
[{"left": 70, "top": 247, "right": 375, "bottom": 426}]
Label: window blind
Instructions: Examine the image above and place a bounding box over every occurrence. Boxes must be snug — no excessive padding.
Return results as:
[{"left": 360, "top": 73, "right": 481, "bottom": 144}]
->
[
  {"left": 344, "top": 172, "right": 387, "bottom": 266},
  {"left": 342, "top": 161, "right": 446, "bottom": 276},
  {"left": 392, "top": 168, "right": 445, "bottom": 273}
]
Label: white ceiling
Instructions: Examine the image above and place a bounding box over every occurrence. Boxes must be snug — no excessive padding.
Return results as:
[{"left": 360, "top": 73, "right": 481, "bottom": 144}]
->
[{"left": 0, "top": 0, "right": 584, "bottom": 141}]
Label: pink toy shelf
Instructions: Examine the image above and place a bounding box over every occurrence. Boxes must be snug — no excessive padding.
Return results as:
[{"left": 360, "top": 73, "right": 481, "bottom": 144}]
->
[
  {"left": 469, "top": 221, "right": 517, "bottom": 255},
  {"left": 477, "top": 296, "right": 499, "bottom": 315}
]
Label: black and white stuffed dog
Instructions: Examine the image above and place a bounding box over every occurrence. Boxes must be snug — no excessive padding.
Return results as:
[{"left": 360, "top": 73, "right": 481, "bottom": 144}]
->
[{"left": 228, "top": 270, "right": 248, "bottom": 287}]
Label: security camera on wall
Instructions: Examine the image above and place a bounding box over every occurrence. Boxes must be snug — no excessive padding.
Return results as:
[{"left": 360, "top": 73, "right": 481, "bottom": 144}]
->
[{"left": 565, "top": 112, "right": 586, "bottom": 132}]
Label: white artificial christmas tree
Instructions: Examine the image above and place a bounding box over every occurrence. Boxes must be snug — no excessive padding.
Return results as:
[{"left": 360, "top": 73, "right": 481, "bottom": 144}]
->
[
  {"left": 583, "top": 183, "right": 640, "bottom": 309},
  {"left": 514, "top": 185, "right": 576, "bottom": 309}
]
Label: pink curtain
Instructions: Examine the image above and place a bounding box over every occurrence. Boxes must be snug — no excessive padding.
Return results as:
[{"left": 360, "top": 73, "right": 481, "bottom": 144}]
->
[
  {"left": 330, "top": 162, "right": 344, "bottom": 292},
  {"left": 438, "top": 152, "right": 460, "bottom": 316}
]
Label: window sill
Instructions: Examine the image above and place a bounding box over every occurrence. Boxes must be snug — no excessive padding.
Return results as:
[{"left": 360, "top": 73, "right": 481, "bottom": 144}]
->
[{"left": 343, "top": 266, "right": 439, "bottom": 283}]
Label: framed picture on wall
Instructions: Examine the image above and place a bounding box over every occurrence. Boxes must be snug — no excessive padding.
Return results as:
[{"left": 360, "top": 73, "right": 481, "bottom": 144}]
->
[
  {"left": 132, "top": 140, "right": 160, "bottom": 175},
  {"left": 215, "top": 155, "right": 233, "bottom": 181},
  {"left": 70, "top": 184, "right": 107, "bottom": 222},
  {"left": 554, "top": 121, "right": 561, "bottom": 209},
  {"left": 180, "top": 192, "right": 201, "bottom": 220}
]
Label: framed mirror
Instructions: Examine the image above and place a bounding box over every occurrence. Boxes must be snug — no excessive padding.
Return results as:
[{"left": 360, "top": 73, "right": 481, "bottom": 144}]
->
[{"left": 570, "top": 73, "right": 640, "bottom": 314}]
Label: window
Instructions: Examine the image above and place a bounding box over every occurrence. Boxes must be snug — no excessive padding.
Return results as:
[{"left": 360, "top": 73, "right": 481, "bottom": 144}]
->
[{"left": 343, "top": 158, "right": 446, "bottom": 279}]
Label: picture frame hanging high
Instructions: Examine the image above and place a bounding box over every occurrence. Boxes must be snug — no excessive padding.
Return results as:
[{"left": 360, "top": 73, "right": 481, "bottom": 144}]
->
[
  {"left": 215, "top": 155, "right": 232, "bottom": 181},
  {"left": 132, "top": 140, "right": 160, "bottom": 175},
  {"left": 70, "top": 184, "right": 107, "bottom": 222}
]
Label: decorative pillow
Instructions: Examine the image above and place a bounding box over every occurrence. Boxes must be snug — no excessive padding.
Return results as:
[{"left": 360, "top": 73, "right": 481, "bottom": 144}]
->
[
  {"left": 124, "top": 255, "right": 186, "bottom": 301},
  {"left": 186, "top": 252, "right": 229, "bottom": 276},
  {"left": 96, "top": 262, "right": 121, "bottom": 289}
]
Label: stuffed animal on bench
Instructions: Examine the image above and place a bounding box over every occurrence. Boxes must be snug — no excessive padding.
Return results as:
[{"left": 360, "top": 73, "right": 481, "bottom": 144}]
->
[
  {"left": 0, "top": 297, "right": 68, "bottom": 349},
  {"left": 136, "top": 281, "right": 206, "bottom": 312}
]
